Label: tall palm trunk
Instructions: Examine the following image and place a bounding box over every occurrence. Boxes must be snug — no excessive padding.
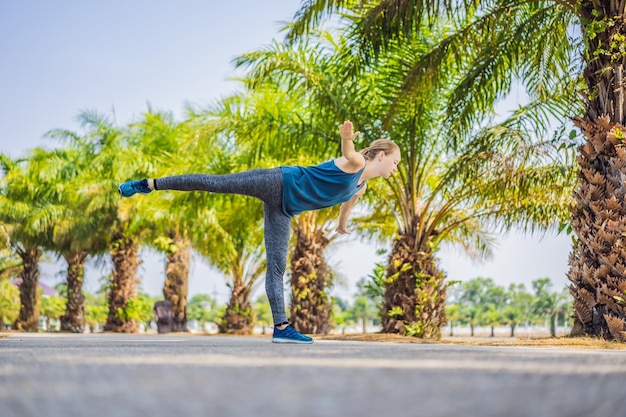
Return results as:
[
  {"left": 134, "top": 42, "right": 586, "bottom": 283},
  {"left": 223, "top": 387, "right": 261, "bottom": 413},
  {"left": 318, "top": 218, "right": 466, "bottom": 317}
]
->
[
  {"left": 60, "top": 251, "right": 88, "bottom": 333},
  {"left": 13, "top": 247, "right": 42, "bottom": 332},
  {"left": 219, "top": 282, "right": 253, "bottom": 335},
  {"left": 104, "top": 232, "right": 139, "bottom": 333},
  {"left": 289, "top": 214, "right": 333, "bottom": 334},
  {"left": 162, "top": 230, "right": 190, "bottom": 332},
  {"left": 569, "top": 2, "right": 626, "bottom": 341},
  {"left": 381, "top": 218, "right": 446, "bottom": 339}
]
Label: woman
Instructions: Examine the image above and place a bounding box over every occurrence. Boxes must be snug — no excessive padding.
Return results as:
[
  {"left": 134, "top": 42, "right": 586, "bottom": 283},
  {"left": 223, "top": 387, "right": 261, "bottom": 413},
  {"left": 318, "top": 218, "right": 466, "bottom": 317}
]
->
[{"left": 119, "top": 121, "right": 401, "bottom": 343}]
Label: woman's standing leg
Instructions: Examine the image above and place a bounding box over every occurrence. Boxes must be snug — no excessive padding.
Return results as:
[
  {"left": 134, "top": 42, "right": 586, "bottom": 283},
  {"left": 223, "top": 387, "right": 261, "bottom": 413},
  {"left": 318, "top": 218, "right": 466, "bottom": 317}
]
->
[
  {"left": 262, "top": 202, "right": 292, "bottom": 325},
  {"left": 264, "top": 201, "right": 313, "bottom": 343}
]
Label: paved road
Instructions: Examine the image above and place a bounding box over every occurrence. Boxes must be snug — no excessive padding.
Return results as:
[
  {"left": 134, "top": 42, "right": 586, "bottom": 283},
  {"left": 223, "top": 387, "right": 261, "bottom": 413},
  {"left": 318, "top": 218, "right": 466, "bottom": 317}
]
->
[{"left": 1, "top": 333, "right": 625, "bottom": 417}]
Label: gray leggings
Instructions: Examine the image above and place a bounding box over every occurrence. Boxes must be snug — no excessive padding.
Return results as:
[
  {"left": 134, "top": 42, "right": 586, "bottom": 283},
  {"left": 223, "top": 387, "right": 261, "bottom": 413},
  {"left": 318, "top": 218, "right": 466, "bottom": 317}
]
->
[{"left": 155, "top": 168, "right": 291, "bottom": 324}]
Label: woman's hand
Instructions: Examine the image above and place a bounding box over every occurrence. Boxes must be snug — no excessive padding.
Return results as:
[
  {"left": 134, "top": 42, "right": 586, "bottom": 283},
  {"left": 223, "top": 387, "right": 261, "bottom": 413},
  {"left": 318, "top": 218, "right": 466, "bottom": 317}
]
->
[
  {"left": 339, "top": 120, "right": 360, "bottom": 141},
  {"left": 335, "top": 225, "right": 351, "bottom": 235}
]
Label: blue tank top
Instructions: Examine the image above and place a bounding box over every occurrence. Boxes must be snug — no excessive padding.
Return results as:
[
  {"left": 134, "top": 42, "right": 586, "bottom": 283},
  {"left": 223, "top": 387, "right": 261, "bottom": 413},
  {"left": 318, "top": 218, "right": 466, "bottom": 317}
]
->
[{"left": 280, "top": 160, "right": 365, "bottom": 217}]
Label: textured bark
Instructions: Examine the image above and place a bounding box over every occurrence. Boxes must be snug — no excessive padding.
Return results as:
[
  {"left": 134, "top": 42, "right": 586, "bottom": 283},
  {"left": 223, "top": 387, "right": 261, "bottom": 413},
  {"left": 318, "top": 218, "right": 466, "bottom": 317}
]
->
[
  {"left": 289, "top": 217, "right": 333, "bottom": 335},
  {"left": 13, "top": 247, "right": 42, "bottom": 332},
  {"left": 381, "top": 218, "right": 446, "bottom": 339},
  {"left": 218, "top": 283, "right": 253, "bottom": 335},
  {"left": 162, "top": 231, "right": 190, "bottom": 332},
  {"left": 568, "top": 116, "right": 626, "bottom": 341},
  {"left": 60, "top": 251, "right": 88, "bottom": 333},
  {"left": 569, "top": 2, "right": 626, "bottom": 341},
  {"left": 104, "top": 232, "right": 139, "bottom": 333}
]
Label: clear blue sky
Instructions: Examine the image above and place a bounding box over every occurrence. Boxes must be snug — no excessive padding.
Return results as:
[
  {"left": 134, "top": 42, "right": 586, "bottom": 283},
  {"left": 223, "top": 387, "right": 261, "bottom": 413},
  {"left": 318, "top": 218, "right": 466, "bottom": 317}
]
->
[{"left": 0, "top": 1, "right": 572, "bottom": 302}]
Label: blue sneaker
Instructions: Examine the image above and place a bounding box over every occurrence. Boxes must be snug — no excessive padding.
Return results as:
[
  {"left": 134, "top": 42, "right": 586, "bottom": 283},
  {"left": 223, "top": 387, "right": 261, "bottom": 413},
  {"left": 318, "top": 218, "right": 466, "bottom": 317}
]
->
[
  {"left": 118, "top": 179, "right": 152, "bottom": 197},
  {"left": 272, "top": 324, "right": 313, "bottom": 344}
]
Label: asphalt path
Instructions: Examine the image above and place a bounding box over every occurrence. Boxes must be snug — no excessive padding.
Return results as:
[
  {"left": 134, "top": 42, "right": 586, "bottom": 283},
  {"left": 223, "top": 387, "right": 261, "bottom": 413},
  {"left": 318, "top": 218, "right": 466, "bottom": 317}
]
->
[{"left": 1, "top": 333, "right": 625, "bottom": 417}]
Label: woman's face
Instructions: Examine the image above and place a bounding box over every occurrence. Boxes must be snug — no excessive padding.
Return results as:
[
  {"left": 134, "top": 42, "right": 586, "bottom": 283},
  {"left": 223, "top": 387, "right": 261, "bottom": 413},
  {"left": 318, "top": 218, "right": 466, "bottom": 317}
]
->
[{"left": 379, "top": 149, "right": 401, "bottom": 178}]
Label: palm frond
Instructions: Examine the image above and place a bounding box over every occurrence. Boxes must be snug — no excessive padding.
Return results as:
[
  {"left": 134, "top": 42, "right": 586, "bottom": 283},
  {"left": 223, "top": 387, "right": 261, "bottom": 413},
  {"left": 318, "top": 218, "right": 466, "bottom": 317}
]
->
[
  {"left": 287, "top": 0, "right": 355, "bottom": 42},
  {"left": 444, "top": 3, "right": 579, "bottom": 135},
  {"left": 287, "top": 0, "right": 479, "bottom": 55}
]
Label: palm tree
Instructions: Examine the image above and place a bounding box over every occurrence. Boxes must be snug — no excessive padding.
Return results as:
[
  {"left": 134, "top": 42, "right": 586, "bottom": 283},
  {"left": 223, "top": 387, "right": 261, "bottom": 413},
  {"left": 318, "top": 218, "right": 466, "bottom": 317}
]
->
[
  {"left": 131, "top": 111, "right": 196, "bottom": 332},
  {"left": 74, "top": 111, "right": 154, "bottom": 333},
  {"left": 532, "top": 277, "right": 570, "bottom": 337},
  {"left": 0, "top": 151, "right": 57, "bottom": 331},
  {"left": 290, "top": 0, "right": 626, "bottom": 341},
  {"left": 32, "top": 131, "right": 112, "bottom": 333},
  {"left": 366, "top": 37, "right": 573, "bottom": 338}
]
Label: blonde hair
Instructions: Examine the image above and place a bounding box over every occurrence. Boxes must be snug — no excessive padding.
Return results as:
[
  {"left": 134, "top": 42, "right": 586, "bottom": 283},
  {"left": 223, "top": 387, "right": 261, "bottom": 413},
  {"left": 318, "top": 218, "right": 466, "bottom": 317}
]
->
[{"left": 359, "top": 139, "right": 400, "bottom": 160}]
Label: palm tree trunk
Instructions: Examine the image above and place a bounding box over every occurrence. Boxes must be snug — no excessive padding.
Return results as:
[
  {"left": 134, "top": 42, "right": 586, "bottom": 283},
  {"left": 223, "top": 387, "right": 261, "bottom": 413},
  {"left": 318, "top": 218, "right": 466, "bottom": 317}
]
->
[
  {"left": 14, "top": 247, "right": 42, "bottom": 332},
  {"left": 60, "top": 251, "right": 88, "bottom": 333},
  {"left": 569, "top": 2, "right": 626, "bottom": 341},
  {"left": 569, "top": 115, "right": 626, "bottom": 341},
  {"left": 290, "top": 214, "right": 333, "bottom": 334},
  {"left": 381, "top": 222, "right": 446, "bottom": 339},
  {"left": 219, "top": 282, "right": 253, "bottom": 335},
  {"left": 104, "top": 232, "right": 139, "bottom": 333},
  {"left": 162, "top": 231, "right": 190, "bottom": 332}
]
